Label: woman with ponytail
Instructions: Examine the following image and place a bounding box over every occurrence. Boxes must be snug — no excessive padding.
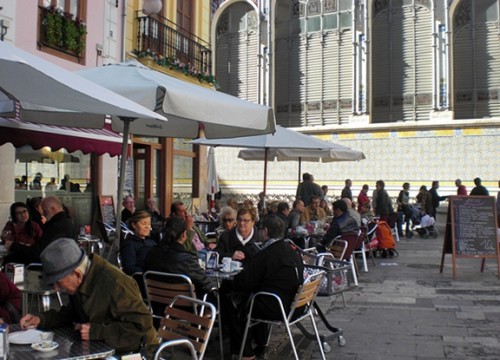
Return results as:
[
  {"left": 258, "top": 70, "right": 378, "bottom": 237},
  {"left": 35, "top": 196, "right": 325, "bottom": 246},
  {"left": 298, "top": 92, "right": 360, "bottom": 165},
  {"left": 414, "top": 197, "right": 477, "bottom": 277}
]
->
[{"left": 144, "top": 217, "right": 214, "bottom": 296}]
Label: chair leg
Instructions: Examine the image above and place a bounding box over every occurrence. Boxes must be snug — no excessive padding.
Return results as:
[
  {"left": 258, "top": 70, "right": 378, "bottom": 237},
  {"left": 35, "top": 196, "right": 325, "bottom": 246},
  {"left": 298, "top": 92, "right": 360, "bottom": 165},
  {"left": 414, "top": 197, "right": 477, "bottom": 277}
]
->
[
  {"left": 284, "top": 320, "right": 300, "bottom": 360},
  {"left": 308, "top": 311, "right": 326, "bottom": 360},
  {"left": 265, "top": 324, "right": 273, "bottom": 347},
  {"left": 361, "top": 249, "right": 368, "bottom": 272},
  {"left": 238, "top": 313, "right": 254, "bottom": 359},
  {"left": 350, "top": 256, "right": 358, "bottom": 286}
]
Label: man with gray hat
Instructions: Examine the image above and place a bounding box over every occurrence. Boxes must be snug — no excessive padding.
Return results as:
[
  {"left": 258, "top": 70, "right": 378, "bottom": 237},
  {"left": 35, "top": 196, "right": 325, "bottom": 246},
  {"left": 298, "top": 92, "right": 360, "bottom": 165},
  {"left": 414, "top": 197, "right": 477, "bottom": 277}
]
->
[{"left": 19, "top": 238, "right": 157, "bottom": 354}]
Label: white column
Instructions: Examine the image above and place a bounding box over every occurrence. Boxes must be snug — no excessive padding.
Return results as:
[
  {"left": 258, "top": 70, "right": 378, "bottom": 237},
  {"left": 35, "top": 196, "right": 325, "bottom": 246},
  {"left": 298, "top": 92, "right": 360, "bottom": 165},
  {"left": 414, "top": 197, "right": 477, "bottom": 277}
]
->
[{"left": 0, "top": 144, "right": 15, "bottom": 222}]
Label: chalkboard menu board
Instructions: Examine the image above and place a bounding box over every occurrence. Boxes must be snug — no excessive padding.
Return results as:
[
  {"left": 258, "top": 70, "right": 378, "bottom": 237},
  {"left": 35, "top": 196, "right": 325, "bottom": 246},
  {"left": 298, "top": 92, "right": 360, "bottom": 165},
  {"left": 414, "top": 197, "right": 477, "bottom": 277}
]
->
[
  {"left": 451, "top": 196, "right": 497, "bottom": 256},
  {"left": 99, "top": 195, "right": 116, "bottom": 226},
  {"left": 441, "top": 196, "right": 499, "bottom": 279}
]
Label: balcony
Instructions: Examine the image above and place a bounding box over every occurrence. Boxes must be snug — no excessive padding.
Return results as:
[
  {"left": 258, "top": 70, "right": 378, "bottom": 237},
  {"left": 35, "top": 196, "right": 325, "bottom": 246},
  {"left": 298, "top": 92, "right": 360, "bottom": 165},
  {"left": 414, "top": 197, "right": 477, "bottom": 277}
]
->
[
  {"left": 135, "top": 13, "right": 214, "bottom": 86},
  {"left": 38, "top": 5, "right": 86, "bottom": 60}
]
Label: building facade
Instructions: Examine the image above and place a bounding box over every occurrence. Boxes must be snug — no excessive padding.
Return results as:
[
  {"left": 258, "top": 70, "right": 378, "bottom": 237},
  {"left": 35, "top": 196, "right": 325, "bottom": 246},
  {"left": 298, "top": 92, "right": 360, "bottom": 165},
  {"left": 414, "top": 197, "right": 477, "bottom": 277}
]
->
[{"left": 210, "top": 0, "right": 499, "bottom": 197}]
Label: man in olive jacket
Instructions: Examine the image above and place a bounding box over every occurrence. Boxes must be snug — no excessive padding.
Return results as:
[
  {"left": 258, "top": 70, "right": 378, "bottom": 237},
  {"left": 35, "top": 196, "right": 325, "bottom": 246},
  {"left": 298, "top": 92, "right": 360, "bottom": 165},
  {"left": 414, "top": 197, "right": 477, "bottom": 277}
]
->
[{"left": 20, "top": 238, "right": 157, "bottom": 354}]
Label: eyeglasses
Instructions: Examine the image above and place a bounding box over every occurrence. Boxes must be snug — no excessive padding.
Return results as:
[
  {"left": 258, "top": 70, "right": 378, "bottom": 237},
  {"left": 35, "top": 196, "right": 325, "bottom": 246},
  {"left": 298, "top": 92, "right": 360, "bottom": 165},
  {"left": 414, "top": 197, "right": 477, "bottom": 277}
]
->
[
  {"left": 222, "top": 218, "right": 235, "bottom": 223},
  {"left": 237, "top": 218, "right": 252, "bottom": 223}
]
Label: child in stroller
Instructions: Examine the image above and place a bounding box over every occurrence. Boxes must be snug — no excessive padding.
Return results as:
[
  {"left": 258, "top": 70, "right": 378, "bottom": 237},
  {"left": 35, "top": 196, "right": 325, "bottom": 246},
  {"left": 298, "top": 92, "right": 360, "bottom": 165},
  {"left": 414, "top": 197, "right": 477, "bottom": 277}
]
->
[{"left": 407, "top": 206, "right": 439, "bottom": 239}]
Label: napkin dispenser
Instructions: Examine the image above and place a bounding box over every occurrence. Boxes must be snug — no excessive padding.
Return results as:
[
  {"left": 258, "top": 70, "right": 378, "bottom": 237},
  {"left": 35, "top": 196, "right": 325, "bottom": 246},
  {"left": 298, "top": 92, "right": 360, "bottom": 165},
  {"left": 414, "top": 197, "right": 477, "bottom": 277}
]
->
[{"left": 5, "top": 263, "right": 24, "bottom": 285}]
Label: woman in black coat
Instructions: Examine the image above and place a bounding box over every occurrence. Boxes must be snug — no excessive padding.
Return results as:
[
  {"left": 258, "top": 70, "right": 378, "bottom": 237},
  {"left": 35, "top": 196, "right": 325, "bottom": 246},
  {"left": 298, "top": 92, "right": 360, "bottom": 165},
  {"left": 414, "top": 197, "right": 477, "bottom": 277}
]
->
[
  {"left": 144, "top": 217, "right": 214, "bottom": 296},
  {"left": 216, "top": 206, "right": 261, "bottom": 263}
]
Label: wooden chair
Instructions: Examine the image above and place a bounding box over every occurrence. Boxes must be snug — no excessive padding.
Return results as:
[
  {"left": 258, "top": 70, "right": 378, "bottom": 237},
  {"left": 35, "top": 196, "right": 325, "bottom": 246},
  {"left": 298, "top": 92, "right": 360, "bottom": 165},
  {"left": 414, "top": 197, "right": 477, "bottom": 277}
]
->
[
  {"left": 238, "top": 271, "right": 327, "bottom": 360},
  {"left": 143, "top": 271, "right": 197, "bottom": 322},
  {"left": 143, "top": 271, "right": 224, "bottom": 359},
  {"left": 154, "top": 295, "right": 216, "bottom": 360}
]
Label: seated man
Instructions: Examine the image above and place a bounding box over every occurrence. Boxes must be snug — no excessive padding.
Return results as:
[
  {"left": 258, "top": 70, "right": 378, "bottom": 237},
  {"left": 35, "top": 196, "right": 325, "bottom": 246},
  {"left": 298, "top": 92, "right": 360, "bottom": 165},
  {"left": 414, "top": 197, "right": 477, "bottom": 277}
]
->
[
  {"left": 223, "top": 216, "right": 304, "bottom": 359},
  {"left": 300, "top": 195, "right": 326, "bottom": 223},
  {"left": 168, "top": 201, "right": 215, "bottom": 257},
  {"left": 20, "top": 238, "right": 157, "bottom": 355},
  {"left": 320, "top": 200, "right": 359, "bottom": 249},
  {"left": 121, "top": 195, "right": 136, "bottom": 223}
]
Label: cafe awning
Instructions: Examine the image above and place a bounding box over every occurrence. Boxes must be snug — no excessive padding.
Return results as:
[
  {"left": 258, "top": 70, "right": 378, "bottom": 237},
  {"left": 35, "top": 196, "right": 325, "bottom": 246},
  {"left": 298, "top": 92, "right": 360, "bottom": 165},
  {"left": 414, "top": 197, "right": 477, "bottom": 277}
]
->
[{"left": 0, "top": 117, "right": 125, "bottom": 156}]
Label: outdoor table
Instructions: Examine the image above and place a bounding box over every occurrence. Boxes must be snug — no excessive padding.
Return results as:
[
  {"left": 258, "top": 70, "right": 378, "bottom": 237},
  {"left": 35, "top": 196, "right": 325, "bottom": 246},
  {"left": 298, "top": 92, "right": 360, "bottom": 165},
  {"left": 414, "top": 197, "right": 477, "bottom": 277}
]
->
[
  {"left": 205, "top": 267, "right": 242, "bottom": 289},
  {"left": 8, "top": 326, "right": 115, "bottom": 359},
  {"left": 18, "top": 283, "right": 58, "bottom": 315},
  {"left": 77, "top": 236, "right": 102, "bottom": 255}
]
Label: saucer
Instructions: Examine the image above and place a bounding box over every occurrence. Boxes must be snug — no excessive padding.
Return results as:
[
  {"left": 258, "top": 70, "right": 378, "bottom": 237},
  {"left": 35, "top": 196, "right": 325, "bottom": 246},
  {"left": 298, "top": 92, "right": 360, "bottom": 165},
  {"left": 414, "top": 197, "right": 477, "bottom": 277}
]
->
[{"left": 31, "top": 341, "right": 59, "bottom": 352}]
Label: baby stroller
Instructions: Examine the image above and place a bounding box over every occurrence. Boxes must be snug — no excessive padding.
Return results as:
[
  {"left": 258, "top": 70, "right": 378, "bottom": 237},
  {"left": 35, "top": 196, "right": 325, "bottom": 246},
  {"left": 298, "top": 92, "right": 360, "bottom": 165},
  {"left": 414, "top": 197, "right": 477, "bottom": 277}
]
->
[{"left": 407, "top": 208, "right": 439, "bottom": 239}]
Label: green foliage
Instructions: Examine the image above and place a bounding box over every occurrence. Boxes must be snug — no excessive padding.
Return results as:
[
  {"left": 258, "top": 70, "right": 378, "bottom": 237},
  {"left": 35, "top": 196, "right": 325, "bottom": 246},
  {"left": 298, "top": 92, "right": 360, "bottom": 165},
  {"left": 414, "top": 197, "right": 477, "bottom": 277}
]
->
[{"left": 41, "top": 6, "right": 86, "bottom": 57}]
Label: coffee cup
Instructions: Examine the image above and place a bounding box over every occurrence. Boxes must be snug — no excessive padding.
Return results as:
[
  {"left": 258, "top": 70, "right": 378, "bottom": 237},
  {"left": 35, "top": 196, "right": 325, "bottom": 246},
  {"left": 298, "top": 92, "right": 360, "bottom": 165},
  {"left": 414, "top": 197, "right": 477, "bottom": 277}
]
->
[
  {"left": 230, "top": 261, "right": 242, "bottom": 272},
  {"left": 222, "top": 257, "right": 232, "bottom": 272},
  {"left": 40, "top": 332, "right": 54, "bottom": 348}
]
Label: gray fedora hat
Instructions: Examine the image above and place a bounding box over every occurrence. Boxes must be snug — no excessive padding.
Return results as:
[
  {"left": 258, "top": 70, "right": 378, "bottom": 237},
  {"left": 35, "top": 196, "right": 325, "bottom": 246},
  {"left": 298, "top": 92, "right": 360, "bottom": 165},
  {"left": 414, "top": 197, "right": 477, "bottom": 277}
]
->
[{"left": 40, "top": 238, "right": 85, "bottom": 285}]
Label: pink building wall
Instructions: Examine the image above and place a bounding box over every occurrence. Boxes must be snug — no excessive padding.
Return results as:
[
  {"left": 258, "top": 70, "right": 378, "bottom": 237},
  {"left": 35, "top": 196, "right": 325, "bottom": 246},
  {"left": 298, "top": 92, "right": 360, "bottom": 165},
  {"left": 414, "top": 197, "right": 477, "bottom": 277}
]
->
[{"left": 14, "top": 1, "right": 118, "bottom": 70}]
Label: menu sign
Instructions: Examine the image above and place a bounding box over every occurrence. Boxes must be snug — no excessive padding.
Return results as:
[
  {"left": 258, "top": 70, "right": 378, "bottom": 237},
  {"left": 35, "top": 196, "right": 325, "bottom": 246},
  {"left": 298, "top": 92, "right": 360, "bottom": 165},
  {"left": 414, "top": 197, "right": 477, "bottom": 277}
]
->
[
  {"left": 441, "top": 196, "right": 499, "bottom": 279},
  {"left": 451, "top": 196, "right": 497, "bottom": 256},
  {"left": 99, "top": 195, "right": 116, "bottom": 226}
]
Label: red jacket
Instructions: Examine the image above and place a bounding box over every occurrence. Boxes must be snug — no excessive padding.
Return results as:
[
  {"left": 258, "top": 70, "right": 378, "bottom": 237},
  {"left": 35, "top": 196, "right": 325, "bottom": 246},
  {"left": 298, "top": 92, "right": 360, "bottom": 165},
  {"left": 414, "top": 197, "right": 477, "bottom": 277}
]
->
[{"left": 0, "top": 272, "right": 21, "bottom": 323}]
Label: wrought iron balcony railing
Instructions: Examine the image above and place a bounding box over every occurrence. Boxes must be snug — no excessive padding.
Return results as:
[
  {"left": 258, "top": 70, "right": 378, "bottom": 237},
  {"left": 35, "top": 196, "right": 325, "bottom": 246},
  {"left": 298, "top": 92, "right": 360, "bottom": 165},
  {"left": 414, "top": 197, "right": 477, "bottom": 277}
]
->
[{"left": 135, "top": 13, "right": 212, "bottom": 78}]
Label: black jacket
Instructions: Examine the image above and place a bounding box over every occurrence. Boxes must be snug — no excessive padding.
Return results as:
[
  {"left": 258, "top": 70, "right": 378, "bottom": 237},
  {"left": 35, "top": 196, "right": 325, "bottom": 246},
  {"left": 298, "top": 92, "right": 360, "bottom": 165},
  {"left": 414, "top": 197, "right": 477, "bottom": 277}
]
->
[
  {"left": 10, "top": 211, "right": 77, "bottom": 263},
  {"left": 215, "top": 227, "right": 261, "bottom": 262},
  {"left": 144, "top": 242, "right": 214, "bottom": 295}
]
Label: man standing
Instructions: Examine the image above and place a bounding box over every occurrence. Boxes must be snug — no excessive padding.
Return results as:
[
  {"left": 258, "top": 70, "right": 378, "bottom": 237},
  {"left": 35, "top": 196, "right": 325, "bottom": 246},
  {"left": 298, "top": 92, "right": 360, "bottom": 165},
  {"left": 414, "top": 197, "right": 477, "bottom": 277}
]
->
[
  {"left": 455, "top": 179, "right": 468, "bottom": 196},
  {"left": 6, "top": 196, "right": 77, "bottom": 263},
  {"left": 341, "top": 179, "right": 353, "bottom": 201},
  {"left": 296, "top": 173, "right": 323, "bottom": 206},
  {"left": 20, "top": 238, "right": 157, "bottom": 354},
  {"left": 470, "top": 177, "right": 490, "bottom": 196},
  {"left": 429, "top": 181, "right": 448, "bottom": 219}
]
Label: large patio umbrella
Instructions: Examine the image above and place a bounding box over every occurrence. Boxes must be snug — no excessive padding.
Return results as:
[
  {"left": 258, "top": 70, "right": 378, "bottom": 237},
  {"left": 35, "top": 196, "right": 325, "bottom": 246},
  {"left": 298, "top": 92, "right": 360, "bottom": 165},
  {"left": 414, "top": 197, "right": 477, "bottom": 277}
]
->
[
  {"left": 77, "top": 59, "right": 276, "bottom": 139},
  {"left": 0, "top": 41, "right": 167, "bottom": 255},
  {"left": 190, "top": 126, "right": 366, "bottom": 194}
]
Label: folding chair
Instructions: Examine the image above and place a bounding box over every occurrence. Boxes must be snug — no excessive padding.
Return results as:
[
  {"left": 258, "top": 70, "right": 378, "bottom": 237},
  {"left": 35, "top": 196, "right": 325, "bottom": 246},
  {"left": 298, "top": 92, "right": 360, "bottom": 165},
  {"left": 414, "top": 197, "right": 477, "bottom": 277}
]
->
[
  {"left": 143, "top": 271, "right": 224, "bottom": 359},
  {"left": 154, "top": 295, "right": 216, "bottom": 360},
  {"left": 387, "top": 213, "right": 400, "bottom": 242},
  {"left": 239, "top": 271, "right": 327, "bottom": 360}
]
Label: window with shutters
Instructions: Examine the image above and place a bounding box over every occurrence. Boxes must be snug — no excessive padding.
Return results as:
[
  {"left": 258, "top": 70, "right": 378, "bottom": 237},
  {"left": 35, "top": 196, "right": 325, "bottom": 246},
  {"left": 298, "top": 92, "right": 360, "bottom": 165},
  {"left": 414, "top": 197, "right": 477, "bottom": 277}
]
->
[
  {"left": 453, "top": 0, "right": 500, "bottom": 119},
  {"left": 371, "top": 0, "right": 434, "bottom": 122},
  {"left": 215, "top": 2, "right": 259, "bottom": 103},
  {"left": 275, "top": 0, "right": 353, "bottom": 127}
]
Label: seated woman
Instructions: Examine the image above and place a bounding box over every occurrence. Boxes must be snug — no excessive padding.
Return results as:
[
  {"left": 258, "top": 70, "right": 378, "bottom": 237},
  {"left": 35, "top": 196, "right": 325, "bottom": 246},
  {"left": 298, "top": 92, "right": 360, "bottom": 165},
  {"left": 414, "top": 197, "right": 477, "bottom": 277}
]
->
[
  {"left": 0, "top": 272, "right": 21, "bottom": 324},
  {"left": 2, "top": 202, "right": 43, "bottom": 264},
  {"left": 144, "top": 217, "right": 214, "bottom": 297},
  {"left": 215, "top": 206, "right": 237, "bottom": 240},
  {"left": 120, "top": 211, "right": 156, "bottom": 275},
  {"left": 215, "top": 206, "right": 261, "bottom": 263}
]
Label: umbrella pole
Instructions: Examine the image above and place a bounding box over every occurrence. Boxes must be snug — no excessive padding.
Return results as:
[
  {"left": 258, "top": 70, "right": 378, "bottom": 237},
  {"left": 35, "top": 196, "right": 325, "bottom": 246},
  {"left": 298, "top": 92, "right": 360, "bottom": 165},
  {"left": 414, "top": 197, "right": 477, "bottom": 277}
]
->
[
  {"left": 263, "top": 148, "right": 268, "bottom": 195},
  {"left": 298, "top": 157, "right": 302, "bottom": 184},
  {"left": 108, "top": 117, "right": 132, "bottom": 261}
]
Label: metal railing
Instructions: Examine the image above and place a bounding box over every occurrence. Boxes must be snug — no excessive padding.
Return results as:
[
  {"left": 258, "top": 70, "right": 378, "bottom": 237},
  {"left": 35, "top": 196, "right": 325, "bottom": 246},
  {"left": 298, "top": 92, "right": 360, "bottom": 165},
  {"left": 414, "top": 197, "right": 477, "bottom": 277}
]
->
[{"left": 136, "top": 13, "right": 212, "bottom": 75}]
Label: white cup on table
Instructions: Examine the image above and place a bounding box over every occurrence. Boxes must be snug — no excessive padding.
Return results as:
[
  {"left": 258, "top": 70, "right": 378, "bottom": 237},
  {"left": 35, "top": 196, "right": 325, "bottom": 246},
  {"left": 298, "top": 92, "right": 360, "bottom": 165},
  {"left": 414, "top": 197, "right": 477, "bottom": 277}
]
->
[
  {"left": 230, "top": 261, "right": 242, "bottom": 272},
  {"left": 40, "top": 331, "right": 54, "bottom": 348},
  {"left": 222, "top": 257, "right": 232, "bottom": 272}
]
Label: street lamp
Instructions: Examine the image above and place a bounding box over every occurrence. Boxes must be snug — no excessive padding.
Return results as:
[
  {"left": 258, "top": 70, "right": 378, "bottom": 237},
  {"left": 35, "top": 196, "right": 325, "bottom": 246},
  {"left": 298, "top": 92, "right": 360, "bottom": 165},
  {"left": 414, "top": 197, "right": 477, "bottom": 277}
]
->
[{"left": 143, "top": 0, "right": 162, "bottom": 15}]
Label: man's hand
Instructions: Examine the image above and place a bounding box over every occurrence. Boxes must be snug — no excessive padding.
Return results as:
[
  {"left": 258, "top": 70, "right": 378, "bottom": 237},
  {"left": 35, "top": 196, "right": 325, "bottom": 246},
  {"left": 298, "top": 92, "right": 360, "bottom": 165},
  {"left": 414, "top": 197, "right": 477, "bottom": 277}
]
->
[
  {"left": 20, "top": 314, "right": 40, "bottom": 329},
  {"left": 74, "top": 323, "right": 91, "bottom": 341}
]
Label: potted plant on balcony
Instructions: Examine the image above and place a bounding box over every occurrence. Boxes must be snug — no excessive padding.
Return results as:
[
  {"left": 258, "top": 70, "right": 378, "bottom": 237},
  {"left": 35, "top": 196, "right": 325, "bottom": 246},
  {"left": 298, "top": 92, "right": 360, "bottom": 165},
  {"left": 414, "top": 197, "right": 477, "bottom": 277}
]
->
[
  {"left": 41, "top": 6, "right": 86, "bottom": 57},
  {"left": 43, "top": 6, "right": 64, "bottom": 48},
  {"left": 63, "top": 13, "right": 86, "bottom": 56}
]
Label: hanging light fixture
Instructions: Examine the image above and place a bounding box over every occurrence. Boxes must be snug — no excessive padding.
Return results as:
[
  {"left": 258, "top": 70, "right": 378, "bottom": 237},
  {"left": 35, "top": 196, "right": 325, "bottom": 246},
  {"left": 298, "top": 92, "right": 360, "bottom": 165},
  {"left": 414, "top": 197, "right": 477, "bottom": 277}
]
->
[{"left": 143, "top": 0, "right": 162, "bottom": 15}]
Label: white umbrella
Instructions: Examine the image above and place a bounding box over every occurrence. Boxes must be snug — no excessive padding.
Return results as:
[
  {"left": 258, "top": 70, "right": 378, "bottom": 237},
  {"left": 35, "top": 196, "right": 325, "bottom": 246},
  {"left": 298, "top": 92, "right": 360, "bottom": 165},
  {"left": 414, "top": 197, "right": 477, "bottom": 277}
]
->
[
  {"left": 207, "top": 147, "right": 220, "bottom": 210},
  {"left": 190, "top": 126, "right": 365, "bottom": 194},
  {"left": 0, "top": 41, "right": 168, "bottom": 256},
  {"left": 77, "top": 59, "right": 276, "bottom": 138}
]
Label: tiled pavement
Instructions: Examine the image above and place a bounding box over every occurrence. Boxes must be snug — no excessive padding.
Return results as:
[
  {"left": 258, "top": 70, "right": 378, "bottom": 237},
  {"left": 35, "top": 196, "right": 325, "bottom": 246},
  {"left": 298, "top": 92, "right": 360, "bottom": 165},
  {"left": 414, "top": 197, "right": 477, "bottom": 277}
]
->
[{"left": 204, "top": 216, "right": 500, "bottom": 360}]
